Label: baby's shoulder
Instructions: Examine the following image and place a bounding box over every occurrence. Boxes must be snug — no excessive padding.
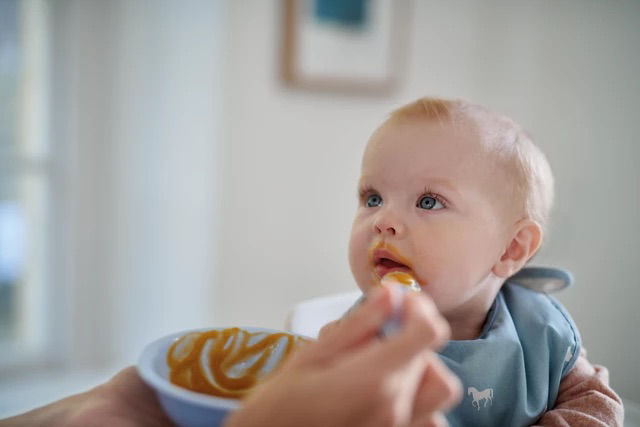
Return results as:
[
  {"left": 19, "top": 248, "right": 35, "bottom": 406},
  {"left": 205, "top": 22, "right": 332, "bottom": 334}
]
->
[
  {"left": 501, "top": 282, "right": 582, "bottom": 376},
  {"left": 502, "top": 281, "right": 573, "bottom": 323}
]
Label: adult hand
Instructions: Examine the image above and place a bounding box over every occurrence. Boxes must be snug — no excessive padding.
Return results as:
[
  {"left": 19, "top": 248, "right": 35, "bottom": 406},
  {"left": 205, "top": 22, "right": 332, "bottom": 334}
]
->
[
  {"left": 225, "top": 286, "right": 461, "bottom": 427},
  {"left": 2, "top": 287, "right": 460, "bottom": 427},
  {"left": 0, "top": 367, "right": 173, "bottom": 427}
]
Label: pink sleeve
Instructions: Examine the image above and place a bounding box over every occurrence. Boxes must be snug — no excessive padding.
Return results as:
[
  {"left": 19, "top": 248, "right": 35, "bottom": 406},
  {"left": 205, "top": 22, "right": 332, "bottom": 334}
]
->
[{"left": 533, "top": 347, "right": 624, "bottom": 426}]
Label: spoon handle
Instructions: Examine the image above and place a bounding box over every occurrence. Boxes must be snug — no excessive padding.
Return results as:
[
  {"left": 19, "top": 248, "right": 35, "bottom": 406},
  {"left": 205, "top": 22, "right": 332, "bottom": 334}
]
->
[{"left": 343, "top": 283, "right": 412, "bottom": 338}]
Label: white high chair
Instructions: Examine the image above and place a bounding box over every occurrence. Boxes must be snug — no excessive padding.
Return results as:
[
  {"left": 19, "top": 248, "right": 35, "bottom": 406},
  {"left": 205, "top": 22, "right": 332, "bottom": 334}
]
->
[{"left": 286, "top": 290, "right": 361, "bottom": 338}]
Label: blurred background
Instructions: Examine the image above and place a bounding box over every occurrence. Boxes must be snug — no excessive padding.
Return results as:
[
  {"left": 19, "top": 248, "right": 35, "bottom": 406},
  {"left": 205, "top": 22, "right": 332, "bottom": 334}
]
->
[{"left": 1, "top": 0, "right": 638, "bottom": 419}]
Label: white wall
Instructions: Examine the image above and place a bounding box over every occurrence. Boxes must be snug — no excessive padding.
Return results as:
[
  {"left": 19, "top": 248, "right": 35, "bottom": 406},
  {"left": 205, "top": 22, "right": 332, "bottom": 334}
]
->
[
  {"left": 49, "top": 0, "right": 225, "bottom": 368},
  {"left": 217, "top": 0, "right": 640, "bottom": 400},
  {"left": 108, "top": 0, "right": 225, "bottom": 369}
]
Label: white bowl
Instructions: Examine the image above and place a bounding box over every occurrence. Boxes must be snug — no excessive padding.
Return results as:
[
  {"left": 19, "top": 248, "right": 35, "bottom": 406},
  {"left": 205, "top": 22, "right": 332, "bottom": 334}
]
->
[{"left": 138, "top": 327, "right": 304, "bottom": 427}]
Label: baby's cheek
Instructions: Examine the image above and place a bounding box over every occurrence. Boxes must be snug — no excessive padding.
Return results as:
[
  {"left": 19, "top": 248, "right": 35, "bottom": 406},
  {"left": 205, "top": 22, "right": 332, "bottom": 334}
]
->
[
  {"left": 349, "top": 258, "right": 371, "bottom": 290},
  {"left": 348, "top": 243, "right": 367, "bottom": 277},
  {"left": 347, "top": 224, "right": 378, "bottom": 292}
]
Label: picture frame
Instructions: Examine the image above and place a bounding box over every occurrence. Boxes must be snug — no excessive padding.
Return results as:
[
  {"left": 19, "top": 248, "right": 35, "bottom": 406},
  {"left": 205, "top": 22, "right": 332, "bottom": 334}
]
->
[{"left": 281, "top": 0, "right": 409, "bottom": 95}]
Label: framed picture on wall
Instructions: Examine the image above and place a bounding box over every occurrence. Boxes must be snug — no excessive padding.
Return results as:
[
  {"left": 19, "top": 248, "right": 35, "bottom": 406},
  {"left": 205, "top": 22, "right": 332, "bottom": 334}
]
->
[{"left": 281, "top": 0, "right": 409, "bottom": 94}]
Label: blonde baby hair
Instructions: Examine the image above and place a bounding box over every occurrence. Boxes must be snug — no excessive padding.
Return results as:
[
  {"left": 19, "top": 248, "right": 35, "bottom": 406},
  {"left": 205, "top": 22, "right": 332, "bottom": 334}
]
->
[{"left": 387, "top": 97, "right": 554, "bottom": 234}]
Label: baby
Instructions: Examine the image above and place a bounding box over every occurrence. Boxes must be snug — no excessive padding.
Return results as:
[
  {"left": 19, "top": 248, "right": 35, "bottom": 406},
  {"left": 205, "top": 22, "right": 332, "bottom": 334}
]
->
[{"left": 332, "top": 97, "right": 623, "bottom": 426}]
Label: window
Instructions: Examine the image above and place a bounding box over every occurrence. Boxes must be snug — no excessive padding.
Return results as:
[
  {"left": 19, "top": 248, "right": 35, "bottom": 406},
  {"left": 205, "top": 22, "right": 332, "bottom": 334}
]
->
[{"left": 0, "top": 0, "right": 53, "bottom": 367}]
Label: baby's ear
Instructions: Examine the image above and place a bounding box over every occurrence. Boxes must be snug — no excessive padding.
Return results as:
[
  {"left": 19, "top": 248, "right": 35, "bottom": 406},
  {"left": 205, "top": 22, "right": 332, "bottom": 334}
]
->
[{"left": 492, "top": 219, "right": 542, "bottom": 278}]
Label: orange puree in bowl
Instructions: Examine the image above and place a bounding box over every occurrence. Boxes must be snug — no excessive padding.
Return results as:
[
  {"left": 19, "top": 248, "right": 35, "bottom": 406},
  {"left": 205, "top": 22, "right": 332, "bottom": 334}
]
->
[{"left": 167, "top": 328, "right": 308, "bottom": 399}]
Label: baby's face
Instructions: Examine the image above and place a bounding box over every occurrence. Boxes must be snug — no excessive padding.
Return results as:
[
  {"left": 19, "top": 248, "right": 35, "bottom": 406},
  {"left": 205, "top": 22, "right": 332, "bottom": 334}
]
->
[{"left": 348, "top": 118, "right": 516, "bottom": 317}]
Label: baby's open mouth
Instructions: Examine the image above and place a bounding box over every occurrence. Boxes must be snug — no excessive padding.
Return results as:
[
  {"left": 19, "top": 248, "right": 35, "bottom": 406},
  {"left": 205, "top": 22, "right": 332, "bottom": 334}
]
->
[
  {"left": 373, "top": 255, "right": 412, "bottom": 279},
  {"left": 369, "top": 243, "right": 426, "bottom": 289},
  {"left": 370, "top": 245, "right": 415, "bottom": 282},
  {"left": 377, "top": 257, "right": 408, "bottom": 269}
]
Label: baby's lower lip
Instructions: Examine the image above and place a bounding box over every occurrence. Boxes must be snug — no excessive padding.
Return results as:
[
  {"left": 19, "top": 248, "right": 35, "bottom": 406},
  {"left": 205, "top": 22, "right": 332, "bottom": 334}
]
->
[{"left": 374, "top": 264, "right": 411, "bottom": 279}]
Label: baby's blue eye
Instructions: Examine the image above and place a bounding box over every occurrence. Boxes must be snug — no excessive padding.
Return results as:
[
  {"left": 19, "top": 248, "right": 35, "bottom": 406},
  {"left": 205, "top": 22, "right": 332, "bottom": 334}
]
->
[
  {"left": 418, "top": 195, "right": 443, "bottom": 210},
  {"left": 366, "top": 194, "right": 383, "bottom": 207}
]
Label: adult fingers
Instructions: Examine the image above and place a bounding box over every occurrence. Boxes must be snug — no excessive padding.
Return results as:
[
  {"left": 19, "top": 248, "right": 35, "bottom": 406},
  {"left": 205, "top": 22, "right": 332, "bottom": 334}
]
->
[
  {"left": 315, "top": 291, "right": 453, "bottom": 424},
  {"left": 409, "top": 411, "right": 449, "bottom": 427},
  {"left": 355, "top": 290, "right": 450, "bottom": 374},
  {"left": 317, "top": 319, "right": 340, "bottom": 340},
  {"left": 412, "top": 354, "right": 462, "bottom": 418},
  {"left": 401, "top": 291, "right": 451, "bottom": 352},
  {"left": 290, "top": 286, "right": 394, "bottom": 368}
]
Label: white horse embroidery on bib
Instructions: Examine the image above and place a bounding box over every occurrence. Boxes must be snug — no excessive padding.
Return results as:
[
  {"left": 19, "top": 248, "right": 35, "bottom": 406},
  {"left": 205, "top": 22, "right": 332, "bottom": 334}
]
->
[{"left": 468, "top": 387, "right": 493, "bottom": 410}]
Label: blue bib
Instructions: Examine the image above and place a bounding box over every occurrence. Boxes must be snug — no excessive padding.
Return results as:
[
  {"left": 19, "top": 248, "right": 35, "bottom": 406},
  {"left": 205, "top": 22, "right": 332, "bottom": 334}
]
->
[{"left": 439, "top": 282, "right": 581, "bottom": 426}]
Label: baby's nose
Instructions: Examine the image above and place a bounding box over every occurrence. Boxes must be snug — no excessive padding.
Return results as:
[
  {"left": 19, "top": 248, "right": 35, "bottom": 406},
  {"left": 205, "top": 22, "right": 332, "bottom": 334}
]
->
[
  {"left": 375, "top": 223, "right": 397, "bottom": 235},
  {"left": 373, "top": 211, "right": 405, "bottom": 236}
]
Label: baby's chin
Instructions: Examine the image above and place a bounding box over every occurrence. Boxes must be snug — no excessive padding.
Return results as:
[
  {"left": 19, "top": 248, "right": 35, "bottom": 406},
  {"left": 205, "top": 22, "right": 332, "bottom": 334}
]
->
[
  {"left": 351, "top": 279, "right": 379, "bottom": 296},
  {"left": 356, "top": 281, "right": 374, "bottom": 294}
]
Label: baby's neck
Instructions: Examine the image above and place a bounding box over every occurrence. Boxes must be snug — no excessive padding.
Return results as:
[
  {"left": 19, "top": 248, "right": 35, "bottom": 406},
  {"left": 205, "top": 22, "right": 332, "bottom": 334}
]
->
[
  {"left": 444, "top": 276, "right": 503, "bottom": 341},
  {"left": 447, "top": 311, "right": 490, "bottom": 341}
]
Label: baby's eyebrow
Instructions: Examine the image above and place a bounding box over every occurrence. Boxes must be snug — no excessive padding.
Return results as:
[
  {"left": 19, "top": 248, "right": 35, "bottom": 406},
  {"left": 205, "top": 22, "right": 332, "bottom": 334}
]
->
[
  {"left": 356, "top": 177, "right": 462, "bottom": 200},
  {"left": 423, "top": 177, "right": 460, "bottom": 195},
  {"left": 356, "top": 178, "right": 374, "bottom": 191},
  {"left": 356, "top": 183, "right": 370, "bottom": 195}
]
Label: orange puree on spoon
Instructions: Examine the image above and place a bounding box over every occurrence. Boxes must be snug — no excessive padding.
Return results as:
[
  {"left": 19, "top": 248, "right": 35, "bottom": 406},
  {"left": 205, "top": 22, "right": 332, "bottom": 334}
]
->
[{"left": 381, "top": 271, "right": 421, "bottom": 292}]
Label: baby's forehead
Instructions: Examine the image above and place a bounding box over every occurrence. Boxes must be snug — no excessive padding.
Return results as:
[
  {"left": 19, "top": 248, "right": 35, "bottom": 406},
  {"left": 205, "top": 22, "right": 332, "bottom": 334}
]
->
[
  {"left": 363, "top": 115, "right": 524, "bottom": 205},
  {"left": 369, "top": 113, "right": 513, "bottom": 165},
  {"left": 382, "top": 98, "right": 521, "bottom": 146}
]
